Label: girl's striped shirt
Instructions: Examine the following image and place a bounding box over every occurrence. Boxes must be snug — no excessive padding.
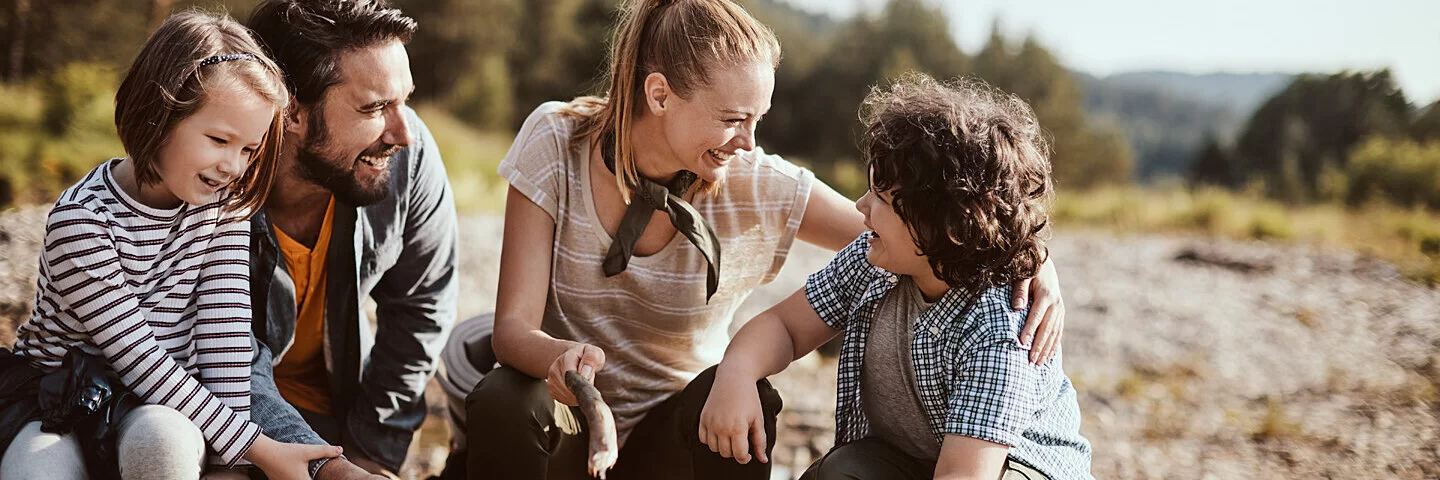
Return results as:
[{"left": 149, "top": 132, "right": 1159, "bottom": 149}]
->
[{"left": 13, "top": 159, "right": 261, "bottom": 466}]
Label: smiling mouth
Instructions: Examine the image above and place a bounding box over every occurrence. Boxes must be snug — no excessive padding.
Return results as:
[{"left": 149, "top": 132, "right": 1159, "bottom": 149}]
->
[
  {"left": 707, "top": 149, "right": 735, "bottom": 163},
  {"left": 199, "top": 174, "right": 229, "bottom": 190},
  {"left": 359, "top": 155, "right": 391, "bottom": 170}
]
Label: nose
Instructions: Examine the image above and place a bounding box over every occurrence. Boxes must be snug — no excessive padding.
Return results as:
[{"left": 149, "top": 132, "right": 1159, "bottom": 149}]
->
[
  {"left": 856, "top": 190, "right": 872, "bottom": 215},
  {"left": 218, "top": 150, "right": 246, "bottom": 179},
  {"left": 732, "top": 122, "right": 757, "bottom": 151},
  {"left": 382, "top": 107, "right": 414, "bottom": 148}
]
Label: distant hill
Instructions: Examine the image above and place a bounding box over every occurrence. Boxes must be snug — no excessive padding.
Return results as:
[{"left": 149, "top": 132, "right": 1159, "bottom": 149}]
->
[
  {"left": 1095, "top": 71, "right": 1294, "bottom": 113},
  {"left": 1078, "top": 71, "right": 1294, "bottom": 180}
]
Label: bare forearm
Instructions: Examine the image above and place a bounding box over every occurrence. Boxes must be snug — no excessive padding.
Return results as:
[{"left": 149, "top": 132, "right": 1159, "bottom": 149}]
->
[
  {"left": 716, "top": 314, "right": 799, "bottom": 383},
  {"left": 493, "top": 321, "right": 578, "bottom": 379}
]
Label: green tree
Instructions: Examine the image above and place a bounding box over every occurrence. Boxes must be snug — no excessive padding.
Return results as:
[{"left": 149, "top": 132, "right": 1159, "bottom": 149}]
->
[
  {"left": 1412, "top": 101, "right": 1440, "bottom": 142},
  {"left": 1231, "top": 70, "right": 1411, "bottom": 202},
  {"left": 1189, "top": 136, "right": 1235, "bottom": 188}
]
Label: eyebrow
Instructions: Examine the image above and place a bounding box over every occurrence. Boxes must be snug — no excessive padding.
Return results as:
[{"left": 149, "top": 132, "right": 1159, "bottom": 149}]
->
[{"left": 359, "top": 87, "right": 417, "bottom": 111}]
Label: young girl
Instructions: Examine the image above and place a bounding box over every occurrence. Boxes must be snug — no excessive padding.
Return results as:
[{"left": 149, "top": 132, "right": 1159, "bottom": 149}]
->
[{"left": 0, "top": 11, "right": 340, "bottom": 480}]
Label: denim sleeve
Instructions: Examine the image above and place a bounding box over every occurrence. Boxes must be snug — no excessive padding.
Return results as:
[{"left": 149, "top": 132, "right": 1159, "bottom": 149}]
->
[
  {"left": 344, "top": 111, "right": 459, "bottom": 471},
  {"left": 248, "top": 336, "right": 336, "bottom": 476}
]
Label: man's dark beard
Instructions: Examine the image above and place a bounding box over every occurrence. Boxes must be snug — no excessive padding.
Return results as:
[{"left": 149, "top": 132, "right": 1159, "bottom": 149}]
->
[{"left": 294, "top": 111, "right": 398, "bottom": 206}]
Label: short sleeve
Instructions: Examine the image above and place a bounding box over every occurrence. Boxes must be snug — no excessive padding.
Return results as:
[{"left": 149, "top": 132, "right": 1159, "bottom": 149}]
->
[
  {"left": 942, "top": 311, "right": 1045, "bottom": 447},
  {"left": 497, "top": 102, "right": 573, "bottom": 220},
  {"left": 752, "top": 150, "right": 814, "bottom": 283},
  {"left": 803, "top": 233, "right": 884, "bottom": 330}
]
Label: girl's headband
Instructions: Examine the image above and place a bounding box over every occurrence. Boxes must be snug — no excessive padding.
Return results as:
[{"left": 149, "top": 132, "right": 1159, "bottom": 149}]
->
[{"left": 199, "top": 53, "right": 260, "bottom": 67}]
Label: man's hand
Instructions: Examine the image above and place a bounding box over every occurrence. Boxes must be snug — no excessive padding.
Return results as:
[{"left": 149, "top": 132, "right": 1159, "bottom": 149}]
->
[
  {"left": 244, "top": 435, "right": 343, "bottom": 480},
  {"left": 348, "top": 455, "right": 399, "bottom": 480},
  {"left": 315, "top": 457, "right": 390, "bottom": 480}
]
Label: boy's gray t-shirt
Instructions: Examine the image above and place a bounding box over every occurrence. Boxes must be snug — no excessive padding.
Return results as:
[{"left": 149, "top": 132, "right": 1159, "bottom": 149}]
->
[{"left": 861, "top": 277, "right": 941, "bottom": 460}]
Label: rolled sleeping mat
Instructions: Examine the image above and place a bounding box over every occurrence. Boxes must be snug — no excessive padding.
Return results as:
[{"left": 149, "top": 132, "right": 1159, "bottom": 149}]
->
[{"left": 438, "top": 313, "right": 497, "bottom": 451}]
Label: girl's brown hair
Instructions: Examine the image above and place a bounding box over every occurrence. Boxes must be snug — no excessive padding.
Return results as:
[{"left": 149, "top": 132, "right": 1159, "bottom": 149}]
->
[
  {"left": 564, "top": 0, "right": 780, "bottom": 200},
  {"left": 114, "top": 9, "right": 288, "bottom": 218}
]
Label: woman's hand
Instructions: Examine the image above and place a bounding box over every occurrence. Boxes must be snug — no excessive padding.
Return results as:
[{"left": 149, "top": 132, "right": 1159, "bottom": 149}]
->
[
  {"left": 243, "top": 434, "right": 344, "bottom": 480},
  {"left": 1012, "top": 255, "right": 1066, "bottom": 365},
  {"left": 548, "top": 343, "right": 606, "bottom": 406},
  {"left": 698, "top": 370, "right": 768, "bottom": 465}
]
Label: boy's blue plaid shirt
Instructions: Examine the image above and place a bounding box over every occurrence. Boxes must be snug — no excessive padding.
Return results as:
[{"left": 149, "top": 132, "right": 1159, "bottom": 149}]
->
[{"left": 804, "top": 233, "right": 1094, "bottom": 479}]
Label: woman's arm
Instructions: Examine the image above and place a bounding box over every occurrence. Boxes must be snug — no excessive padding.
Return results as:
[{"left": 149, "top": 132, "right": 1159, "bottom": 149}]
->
[
  {"left": 795, "top": 180, "right": 866, "bottom": 252},
  {"left": 490, "top": 187, "right": 600, "bottom": 405}
]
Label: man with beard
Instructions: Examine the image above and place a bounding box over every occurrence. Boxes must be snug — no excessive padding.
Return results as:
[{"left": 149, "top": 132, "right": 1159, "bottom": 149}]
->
[{"left": 243, "top": 1, "right": 457, "bottom": 478}]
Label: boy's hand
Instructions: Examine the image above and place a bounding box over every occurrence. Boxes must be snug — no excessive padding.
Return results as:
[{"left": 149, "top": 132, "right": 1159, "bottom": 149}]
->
[
  {"left": 698, "top": 370, "right": 769, "bottom": 465},
  {"left": 244, "top": 434, "right": 344, "bottom": 480},
  {"left": 1013, "top": 255, "right": 1065, "bottom": 365},
  {"left": 549, "top": 343, "right": 606, "bottom": 406}
]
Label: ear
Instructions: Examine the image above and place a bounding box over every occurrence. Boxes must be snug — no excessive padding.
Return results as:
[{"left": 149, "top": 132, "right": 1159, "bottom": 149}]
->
[
  {"left": 284, "top": 95, "right": 308, "bottom": 136},
  {"left": 642, "top": 72, "right": 671, "bottom": 115}
]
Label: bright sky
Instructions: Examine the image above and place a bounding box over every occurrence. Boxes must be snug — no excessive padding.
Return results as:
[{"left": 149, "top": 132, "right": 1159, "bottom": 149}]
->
[{"left": 781, "top": 0, "right": 1440, "bottom": 104}]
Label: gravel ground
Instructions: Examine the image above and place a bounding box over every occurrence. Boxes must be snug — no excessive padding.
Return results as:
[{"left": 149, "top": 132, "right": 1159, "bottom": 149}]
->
[{"left": 2, "top": 209, "right": 1437, "bottom": 479}]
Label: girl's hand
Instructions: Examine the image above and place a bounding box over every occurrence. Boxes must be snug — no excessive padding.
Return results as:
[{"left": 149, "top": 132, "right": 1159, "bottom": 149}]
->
[
  {"left": 244, "top": 434, "right": 344, "bottom": 480},
  {"left": 1012, "top": 255, "right": 1066, "bottom": 364},
  {"left": 698, "top": 371, "right": 768, "bottom": 465},
  {"left": 548, "top": 343, "right": 606, "bottom": 406}
]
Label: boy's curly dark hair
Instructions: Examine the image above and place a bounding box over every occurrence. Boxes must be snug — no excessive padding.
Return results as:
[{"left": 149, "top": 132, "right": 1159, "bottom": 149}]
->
[{"left": 861, "top": 73, "right": 1054, "bottom": 299}]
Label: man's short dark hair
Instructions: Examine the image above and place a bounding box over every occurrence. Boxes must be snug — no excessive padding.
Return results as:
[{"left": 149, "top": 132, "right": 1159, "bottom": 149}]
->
[
  {"left": 247, "top": 0, "right": 417, "bottom": 105},
  {"left": 861, "top": 73, "right": 1054, "bottom": 298}
]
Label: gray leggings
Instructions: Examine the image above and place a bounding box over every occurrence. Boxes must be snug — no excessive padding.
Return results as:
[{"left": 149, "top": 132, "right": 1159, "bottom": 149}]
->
[{"left": 0, "top": 405, "right": 208, "bottom": 479}]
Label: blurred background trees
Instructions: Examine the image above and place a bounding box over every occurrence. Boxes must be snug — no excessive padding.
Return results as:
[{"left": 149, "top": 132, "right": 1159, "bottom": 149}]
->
[{"left": 1, "top": 0, "right": 1437, "bottom": 211}]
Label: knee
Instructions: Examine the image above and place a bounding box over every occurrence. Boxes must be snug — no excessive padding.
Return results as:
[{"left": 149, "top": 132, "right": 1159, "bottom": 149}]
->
[
  {"left": 691, "top": 365, "right": 784, "bottom": 419},
  {"left": 465, "top": 366, "right": 552, "bottom": 431},
  {"left": 756, "top": 377, "right": 783, "bottom": 418},
  {"left": 809, "top": 449, "right": 871, "bottom": 480},
  {"left": 117, "top": 406, "right": 204, "bottom": 474},
  {"left": 1, "top": 422, "right": 86, "bottom": 480}
]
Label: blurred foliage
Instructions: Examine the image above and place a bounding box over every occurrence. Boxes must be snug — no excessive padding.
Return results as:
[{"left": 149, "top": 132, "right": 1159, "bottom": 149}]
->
[
  {"left": 1199, "top": 70, "right": 1416, "bottom": 202},
  {"left": 3, "top": 0, "right": 1439, "bottom": 260},
  {"left": 1083, "top": 75, "right": 1247, "bottom": 181},
  {"left": 1344, "top": 137, "right": 1440, "bottom": 209}
]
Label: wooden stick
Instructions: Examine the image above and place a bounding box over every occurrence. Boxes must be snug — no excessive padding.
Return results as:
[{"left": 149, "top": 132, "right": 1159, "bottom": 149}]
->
[{"left": 565, "top": 371, "right": 618, "bottom": 479}]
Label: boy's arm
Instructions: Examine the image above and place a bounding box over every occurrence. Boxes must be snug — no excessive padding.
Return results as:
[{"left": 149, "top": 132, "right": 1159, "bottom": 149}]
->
[
  {"left": 933, "top": 435, "right": 1010, "bottom": 480},
  {"left": 702, "top": 288, "right": 839, "bottom": 464},
  {"left": 716, "top": 288, "right": 839, "bottom": 382}
]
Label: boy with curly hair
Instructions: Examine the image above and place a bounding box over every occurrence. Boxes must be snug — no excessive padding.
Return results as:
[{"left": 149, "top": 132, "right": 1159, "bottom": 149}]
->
[{"left": 697, "top": 73, "right": 1093, "bottom": 479}]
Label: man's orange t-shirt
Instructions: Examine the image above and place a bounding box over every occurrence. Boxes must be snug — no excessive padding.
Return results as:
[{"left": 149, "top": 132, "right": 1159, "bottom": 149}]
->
[{"left": 272, "top": 197, "right": 336, "bottom": 415}]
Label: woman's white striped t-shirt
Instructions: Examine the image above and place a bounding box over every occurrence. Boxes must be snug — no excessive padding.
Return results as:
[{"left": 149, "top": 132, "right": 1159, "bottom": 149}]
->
[
  {"left": 499, "top": 102, "right": 814, "bottom": 444},
  {"left": 13, "top": 159, "right": 262, "bottom": 466}
]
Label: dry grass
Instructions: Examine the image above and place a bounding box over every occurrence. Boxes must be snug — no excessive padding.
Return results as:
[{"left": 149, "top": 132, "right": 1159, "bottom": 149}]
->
[{"left": 1053, "top": 186, "right": 1440, "bottom": 284}]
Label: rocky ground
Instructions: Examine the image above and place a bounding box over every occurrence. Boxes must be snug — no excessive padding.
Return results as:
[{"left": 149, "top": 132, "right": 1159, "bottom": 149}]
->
[{"left": 2, "top": 208, "right": 1438, "bottom": 479}]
